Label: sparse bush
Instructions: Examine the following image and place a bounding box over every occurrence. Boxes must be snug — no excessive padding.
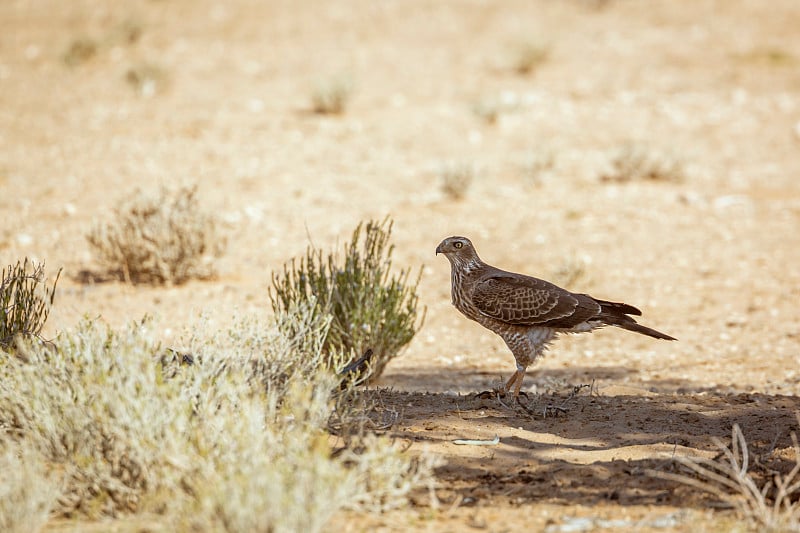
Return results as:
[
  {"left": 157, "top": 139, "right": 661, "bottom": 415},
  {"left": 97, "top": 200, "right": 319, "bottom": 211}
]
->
[
  {"left": 86, "top": 185, "right": 226, "bottom": 285},
  {"left": 650, "top": 423, "right": 800, "bottom": 531},
  {"left": 439, "top": 161, "right": 478, "bottom": 200},
  {"left": 511, "top": 41, "right": 550, "bottom": 75},
  {"left": 1, "top": 259, "right": 60, "bottom": 349},
  {"left": 0, "top": 309, "right": 435, "bottom": 530},
  {"left": 311, "top": 75, "right": 353, "bottom": 115},
  {"left": 0, "top": 442, "right": 60, "bottom": 533},
  {"left": 62, "top": 37, "right": 98, "bottom": 67},
  {"left": 600, "top": 143, "right": 686, "bottom": 183},
  {"left": 125, "top": 63, "right": 168, "bottom": 97},
  {"left": 472, "top": 98, "right": 502, "bottom": 125},
  {"left": 269, "top": 218, "right": 424, "bottom": 384}
]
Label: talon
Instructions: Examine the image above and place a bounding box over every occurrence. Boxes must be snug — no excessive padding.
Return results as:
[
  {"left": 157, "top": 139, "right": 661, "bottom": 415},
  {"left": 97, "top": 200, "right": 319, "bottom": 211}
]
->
[{"left": 473, "top": 388, "right": 507, "bottom": 400}]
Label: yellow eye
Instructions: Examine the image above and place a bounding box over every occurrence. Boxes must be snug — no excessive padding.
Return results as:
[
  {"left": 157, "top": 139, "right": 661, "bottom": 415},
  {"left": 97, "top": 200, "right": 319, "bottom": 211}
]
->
[{"left": 454, "top": 241, "right": 463, "bottom": 249}]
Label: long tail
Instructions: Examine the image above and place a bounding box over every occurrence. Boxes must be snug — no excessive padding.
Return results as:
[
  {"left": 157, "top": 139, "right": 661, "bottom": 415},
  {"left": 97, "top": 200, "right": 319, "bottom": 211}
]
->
[
  {"left": 614, "top": 320, "right": 676, "bottom": 340},
  {"left": 596, "top": 299, "right": 676, "bottom": 341}
]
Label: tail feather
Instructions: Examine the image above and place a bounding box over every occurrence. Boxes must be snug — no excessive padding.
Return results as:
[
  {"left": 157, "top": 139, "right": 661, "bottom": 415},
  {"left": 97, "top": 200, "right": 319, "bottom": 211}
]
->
[
  {"left": 594, "top": 298, "right": 642, "bottom": 316},
  {"left": 595, "top": 299, "right": 676, "bottom": 340},
  {"left": 614, "top": 320, "right": 676, "bottom": 341}
]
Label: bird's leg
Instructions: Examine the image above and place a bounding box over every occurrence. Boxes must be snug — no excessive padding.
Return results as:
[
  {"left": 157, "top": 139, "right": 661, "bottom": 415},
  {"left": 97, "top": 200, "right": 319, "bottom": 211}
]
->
[
  {"left": 473, "top": 368, "right": 521, "bottom": 400},
  {"left": 508, "top": 365, "right": 528, "bottom": 398},
  {"left": 508, "top": 365, "right": 537, "bottom": 414}
]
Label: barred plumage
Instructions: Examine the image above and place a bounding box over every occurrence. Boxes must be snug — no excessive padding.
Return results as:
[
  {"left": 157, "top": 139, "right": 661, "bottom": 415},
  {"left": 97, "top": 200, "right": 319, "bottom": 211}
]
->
[{"left": 436, "top": 236, "right": 675, "bottom": 398}]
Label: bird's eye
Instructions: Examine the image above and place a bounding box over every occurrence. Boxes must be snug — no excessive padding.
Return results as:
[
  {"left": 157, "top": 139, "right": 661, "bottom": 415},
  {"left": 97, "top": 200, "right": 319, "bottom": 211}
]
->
[{"left": 454, "top": 241, "right": 463, "bottom": 249}]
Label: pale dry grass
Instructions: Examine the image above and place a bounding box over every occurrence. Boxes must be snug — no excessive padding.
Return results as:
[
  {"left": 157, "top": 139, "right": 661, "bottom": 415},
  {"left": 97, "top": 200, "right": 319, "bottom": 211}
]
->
[
  {"left": 439, "top": 161, "right": 478, "bottom": 200},
  {"left": 86, "top": 184, "right": 226, "bottom": 285},
  {"left": 600, "top": 143, "right": 686, "bottom": 183},
  {"left": 0, "top": 304, "right": 435, "bottom": 532},
  {"left": 311, "top": 74, "right": 353, "bottom": 115},
  {"left": 650, "top": 422, "right": 800, "bottom": 532},
  {"left": 0, "top": 441, "right": 60, "bottom": 533}
]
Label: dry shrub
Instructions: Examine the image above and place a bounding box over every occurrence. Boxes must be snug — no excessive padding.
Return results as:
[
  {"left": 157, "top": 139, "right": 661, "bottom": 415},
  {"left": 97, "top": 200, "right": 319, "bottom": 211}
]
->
[
  {"left": 87, "top": 185, "right": 225, "bottom": 285},
  {"left": 0, "top": 306, "right": 434, "bottom": 531},
  {"left": 62, "top": 38, "right": 98, "bottom": 67},
  {"left": 650, "top": 423, "right": 800, "bottom": 532},
  {"left": 311, "top": 75, "right": 353, "bottom": 115},
  {"left": 439, "top": 161, "right": 478, "bottom": 200},
  {"left": 0, "top": 442, "right": 60, "bottom": 533},
  {"left": 600, "top": 143, "right": 686, "bottom": 183},
  {"left": 511, "top": 41, "right": 550, "bottom": 75},
  {"left": 269, "top": 218, "right": 424, "bottom": 384},
  {"left": 125, "top": 63, "right": 168, "bottom": 97},
  {"left": 1, "top": 259, "right": 60, "bottom": 349}
]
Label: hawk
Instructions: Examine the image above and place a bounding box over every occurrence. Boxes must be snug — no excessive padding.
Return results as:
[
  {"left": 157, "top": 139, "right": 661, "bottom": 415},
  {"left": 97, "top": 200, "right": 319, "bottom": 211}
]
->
[{"left": 436, "top": 236, "right": 675, "bottom": 400}]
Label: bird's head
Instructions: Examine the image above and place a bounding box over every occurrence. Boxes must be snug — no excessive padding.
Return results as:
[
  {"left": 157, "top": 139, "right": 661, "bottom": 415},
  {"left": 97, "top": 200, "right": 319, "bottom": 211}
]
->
[{"left": 436, "top": 236, "right": 479, "bottom": 264}]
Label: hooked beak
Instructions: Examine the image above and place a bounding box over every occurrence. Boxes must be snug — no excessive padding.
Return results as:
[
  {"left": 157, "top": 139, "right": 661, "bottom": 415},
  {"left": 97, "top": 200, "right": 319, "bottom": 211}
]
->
[{"left": 435, "top": 243, "right": 444, "bottom": 255}]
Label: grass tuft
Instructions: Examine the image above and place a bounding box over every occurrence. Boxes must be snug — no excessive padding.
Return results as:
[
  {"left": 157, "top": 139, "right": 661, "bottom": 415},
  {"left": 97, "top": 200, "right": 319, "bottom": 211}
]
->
[
  {"left": 269, "top": 218, "right": 424, "bottom": 384},
  {"left": 600, "top": 143, "right": 686, "bottom": 183},
  {"left": 511, "top": 41, "right": 550, "bottom": 75},
  {"left": 62, "top": 38, "right": 98, "bottom": 67},
  {"left": 439, "top": 161, "right": 478, "bottom": 201},
  {"left": 311, "top": 75, "right": 353, "bottom": 115},
  {"left": 125, "top": 63, "right": 168, "bottom": 97},
  {"left": 86, "top": 184, "right": 226, "bottom": 285},
  {"left": 0, "top": 259, "right": 60, "bottom": 350},
  {"left": 649, "top": 422, "right": 800, "bottom": 531}
]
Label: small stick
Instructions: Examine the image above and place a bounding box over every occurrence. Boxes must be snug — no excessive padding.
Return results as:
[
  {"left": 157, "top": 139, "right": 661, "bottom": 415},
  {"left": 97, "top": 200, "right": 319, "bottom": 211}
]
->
[{"left": 453, "top": 435, "right": 500, "bottom": 446}]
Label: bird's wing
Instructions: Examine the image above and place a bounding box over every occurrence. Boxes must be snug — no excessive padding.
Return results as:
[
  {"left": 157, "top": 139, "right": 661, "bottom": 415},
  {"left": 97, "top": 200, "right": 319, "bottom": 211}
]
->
[{"left": 471, "top": 274, "right": 601, "bottom": 327}]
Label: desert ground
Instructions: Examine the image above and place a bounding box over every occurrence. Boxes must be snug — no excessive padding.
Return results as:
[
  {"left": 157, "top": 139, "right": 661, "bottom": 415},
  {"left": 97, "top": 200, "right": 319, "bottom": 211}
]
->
[{"left": 3, "top": 0, "right": 800, "bottom": 530}]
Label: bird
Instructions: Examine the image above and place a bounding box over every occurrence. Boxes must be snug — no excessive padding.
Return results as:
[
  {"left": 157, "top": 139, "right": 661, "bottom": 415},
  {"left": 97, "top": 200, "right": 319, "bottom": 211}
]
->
[{"left": 436, "top": 236, "right": 675, "bottom": 401}]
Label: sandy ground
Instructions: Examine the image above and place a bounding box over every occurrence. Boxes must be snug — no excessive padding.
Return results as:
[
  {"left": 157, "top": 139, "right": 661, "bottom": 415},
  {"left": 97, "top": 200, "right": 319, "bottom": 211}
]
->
[{"left": 3, "top": 0, "right": 800, "bottom": 530}]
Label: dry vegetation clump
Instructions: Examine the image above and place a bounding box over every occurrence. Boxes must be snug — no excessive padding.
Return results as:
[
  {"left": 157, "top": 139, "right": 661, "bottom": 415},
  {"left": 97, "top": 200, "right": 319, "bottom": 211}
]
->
[
  {"left": 0, "top": 306, "right": 435, "bottom": 531},
  {"left": 650, "top": 423, "right": 800, "bottom": 532},
  {"left": 600, "top": 142, "right": 687, "bottom": 183},
  {"left": 311, "top": 75, "right": 353, "bottom": 114},
  {"left": 0, "top": 259, "right": 60, "bottom": 349},
  {"left": 86, "top": 184, "right": 226, "bottom": 285},
  {"left": 125, "top": 62, "right": 168, "bottom": 97},
  {"left": 62, "top": 37, "right": 98, "bottom": 67},
  {"left": 439, "top": 161, "right": 478, "bottom": 200},
  {"left": 269, "top": 218, "right": 424, "bottom": 384},
  {"left": 510, "top": 41, "right": 550, "bottom": 75},
  {"left": 0, "top": 441, "right": 60, "bottom": 533}
]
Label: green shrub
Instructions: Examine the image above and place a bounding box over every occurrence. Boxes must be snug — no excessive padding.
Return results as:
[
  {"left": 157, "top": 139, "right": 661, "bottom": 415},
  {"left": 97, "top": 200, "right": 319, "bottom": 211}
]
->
[
  {"left": 86, "top": 184, "right": 226, "bottom": 285},
  {"left": 269, "top": 218, "right": 424, "bottom": 383},
  {"left": 0, "top": 259, "right": 60, "bottom": 349}
]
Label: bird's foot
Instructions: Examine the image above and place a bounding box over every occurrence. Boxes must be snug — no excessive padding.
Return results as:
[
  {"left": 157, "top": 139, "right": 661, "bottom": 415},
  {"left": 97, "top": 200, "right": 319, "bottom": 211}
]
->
[
  {"left": 473, "top": 389, "right": 502, "bottom": 400},
  {"left": 473, "top": 389, "right": 529, "bottom": 401}
]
